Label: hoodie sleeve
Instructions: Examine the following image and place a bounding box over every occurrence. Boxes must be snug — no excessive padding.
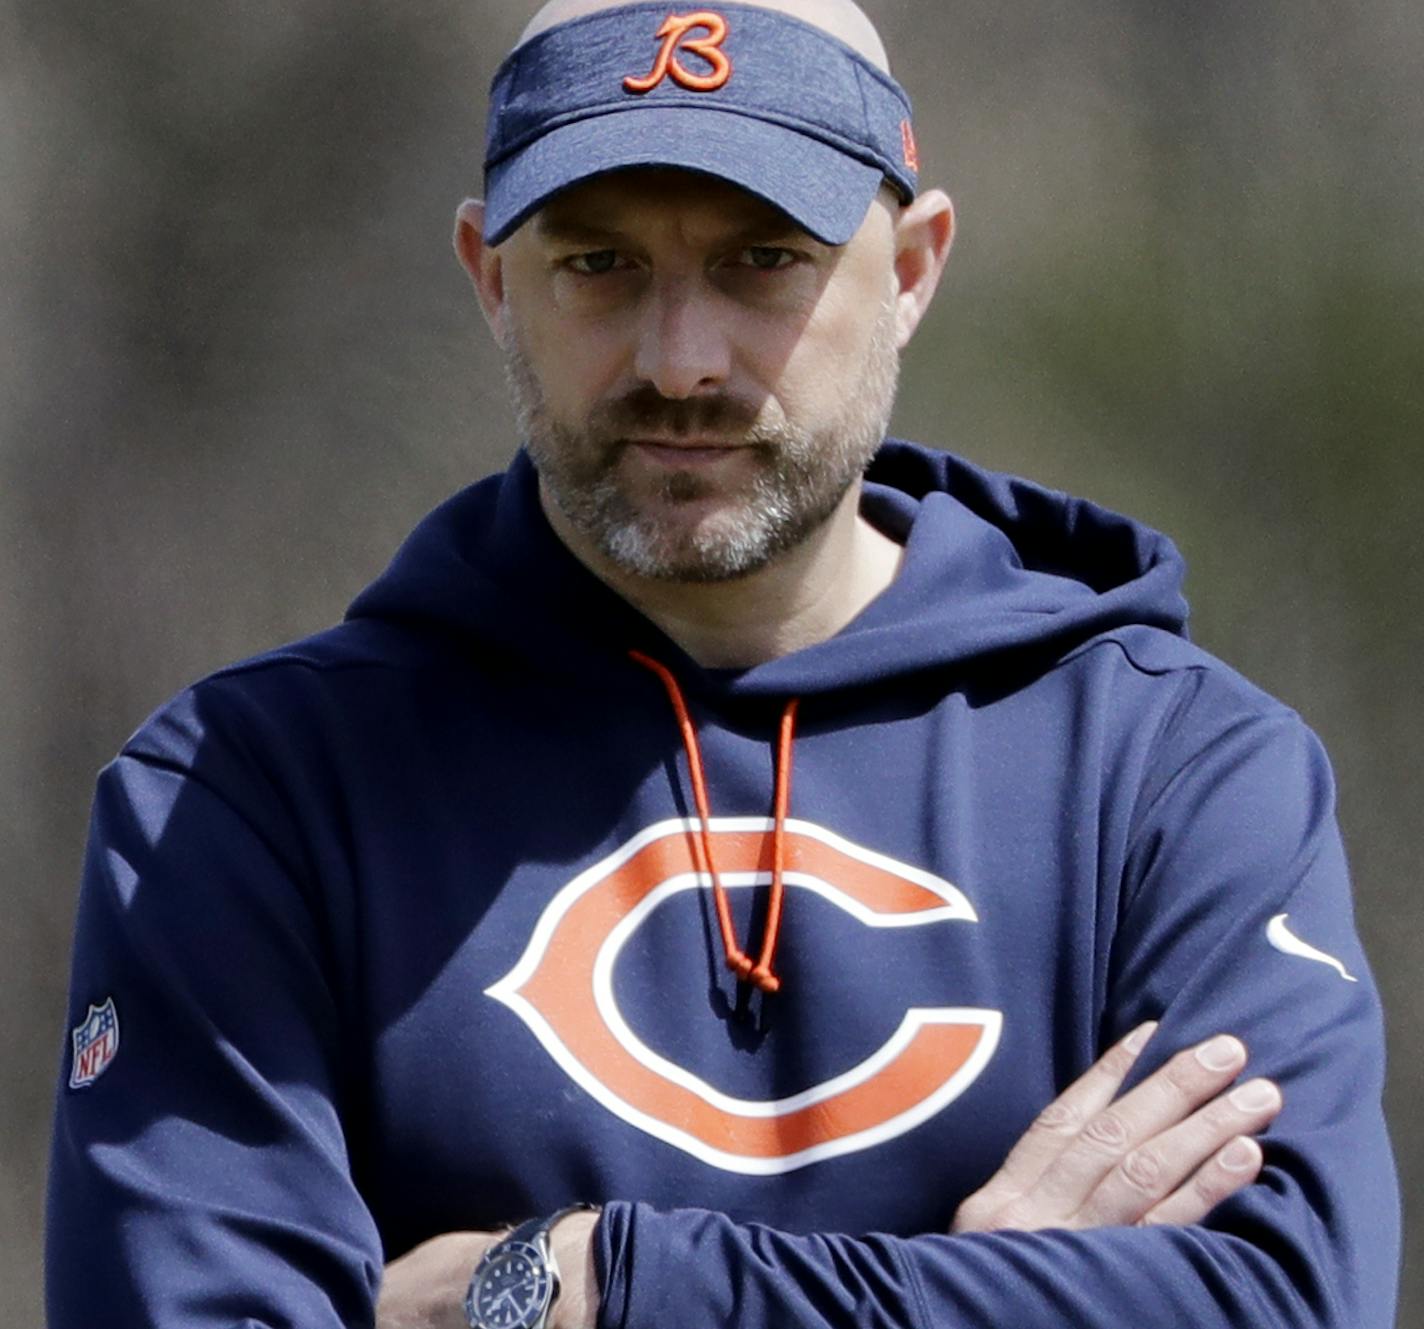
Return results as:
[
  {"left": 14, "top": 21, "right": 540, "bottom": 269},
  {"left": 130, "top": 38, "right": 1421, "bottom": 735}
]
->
[
  {"left": 46, "top": 747, "right": 383, "bottom": 1329},
  {"left": 592, "top": 702, "right": 1399, "bottom": 1329}
]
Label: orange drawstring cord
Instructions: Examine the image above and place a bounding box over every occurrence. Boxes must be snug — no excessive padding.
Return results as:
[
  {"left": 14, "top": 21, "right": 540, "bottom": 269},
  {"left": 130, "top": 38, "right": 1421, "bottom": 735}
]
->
[
  {"left": 630, "top": 651, "right": 797, "bottom": 994},
  {"left": 751, "top": 698, "right": 797, "bottom": 991},
  {"left": 628, "top": 650, "right": 752, "bottom": 982}
]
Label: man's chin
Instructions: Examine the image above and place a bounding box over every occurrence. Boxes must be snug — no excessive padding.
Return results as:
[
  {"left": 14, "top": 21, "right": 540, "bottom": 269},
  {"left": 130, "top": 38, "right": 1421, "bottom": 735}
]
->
[{"left": 598, "top": 503, "right": 784, "bottom": 584}]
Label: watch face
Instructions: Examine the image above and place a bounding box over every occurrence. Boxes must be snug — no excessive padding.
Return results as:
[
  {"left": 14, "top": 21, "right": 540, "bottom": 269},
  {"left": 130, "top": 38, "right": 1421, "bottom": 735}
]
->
[{"left": 467, "top": 1240, "right": 553, "bottom": 1329}]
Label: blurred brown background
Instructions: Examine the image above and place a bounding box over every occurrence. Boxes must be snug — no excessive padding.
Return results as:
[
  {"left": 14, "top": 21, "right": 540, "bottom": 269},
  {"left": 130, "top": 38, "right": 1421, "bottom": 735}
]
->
[{"left": 2, "top": 1, "right": 1419, "bottom": 1323}]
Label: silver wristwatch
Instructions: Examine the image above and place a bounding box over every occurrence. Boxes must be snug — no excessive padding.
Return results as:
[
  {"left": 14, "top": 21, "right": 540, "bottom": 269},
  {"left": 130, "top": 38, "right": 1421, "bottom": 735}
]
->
[{"left": 464, "top": 1205, "right": 591, "bottom": 1329}]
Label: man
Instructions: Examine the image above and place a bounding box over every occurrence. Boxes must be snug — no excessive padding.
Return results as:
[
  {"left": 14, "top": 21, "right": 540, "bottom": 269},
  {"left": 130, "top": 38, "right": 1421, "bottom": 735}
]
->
[{"left": 48, "top": 1, "right": 1399, "bottom": 1326}]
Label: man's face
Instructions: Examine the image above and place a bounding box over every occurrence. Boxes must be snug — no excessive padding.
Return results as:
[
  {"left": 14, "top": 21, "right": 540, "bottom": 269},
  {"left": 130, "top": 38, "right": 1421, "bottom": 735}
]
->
[{"left": 492, "top": 170, "right": 903, "bottom": 583}]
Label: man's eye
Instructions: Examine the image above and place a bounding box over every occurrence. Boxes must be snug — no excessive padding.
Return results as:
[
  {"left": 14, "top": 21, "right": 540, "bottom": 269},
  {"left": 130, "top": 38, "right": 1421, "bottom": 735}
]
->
[
  {"left": 566, "top": 250, "right": 624, "bottom": 276},
  {"left": 736, "top": 247, "right": 797, "bottom": 271}
]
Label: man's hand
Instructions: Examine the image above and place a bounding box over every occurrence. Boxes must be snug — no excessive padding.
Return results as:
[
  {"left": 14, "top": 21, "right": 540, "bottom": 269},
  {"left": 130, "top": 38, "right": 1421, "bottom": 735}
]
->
[
  {"left": 377, "top": 1029, "right": 1280, "bottom": 1323},
  {"left": 952, "top": 1023, "right": 1282, "bottom": 1234},
  {"left": 376, "top": 1211, "right": 601, "bottom": 1329},
  {"left": 376, "top": 1229, "right": 496, "bottom": 1329}
]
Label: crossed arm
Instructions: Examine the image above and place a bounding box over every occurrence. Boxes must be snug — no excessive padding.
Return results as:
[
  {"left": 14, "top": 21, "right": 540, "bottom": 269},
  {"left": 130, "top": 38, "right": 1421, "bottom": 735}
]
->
[
  {"left": 49, "top": 713, "right": 1398, "bottom": 1327},
  {"left": 377, "top": 1023, "right": 1283, "bottom": 1328}
]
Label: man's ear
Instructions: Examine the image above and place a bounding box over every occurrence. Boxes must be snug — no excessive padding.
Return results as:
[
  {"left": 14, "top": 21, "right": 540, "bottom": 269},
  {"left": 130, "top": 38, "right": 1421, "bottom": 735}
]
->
[
  {"left": 890, "top": 189, "right": 955, "bottom": 349},
  {"left": 453, "top": 200, "right": 509, "bottom": 344}
]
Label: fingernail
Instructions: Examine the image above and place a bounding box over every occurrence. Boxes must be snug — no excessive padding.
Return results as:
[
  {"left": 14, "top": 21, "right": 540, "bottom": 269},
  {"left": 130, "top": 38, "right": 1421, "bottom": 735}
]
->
[
  {"left": 1123, "top": 1021, "right": 1158, "bottom": 1055},
  {"left": 1219, "top": 1137, "right": 1259, "bottom": 1173},
  {"left": 1229, "top": 1079, "right": 1280, "bottom": 1113},
  {"left": 1195, "top": 1035, "right": 1245, "bottom": 1071}
]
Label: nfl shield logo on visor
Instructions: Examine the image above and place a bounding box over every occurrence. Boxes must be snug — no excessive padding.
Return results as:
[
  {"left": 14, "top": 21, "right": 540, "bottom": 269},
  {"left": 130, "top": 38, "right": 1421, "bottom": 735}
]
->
[{"left": 69, "top": 997, "right": 120, "bottom": 1089}]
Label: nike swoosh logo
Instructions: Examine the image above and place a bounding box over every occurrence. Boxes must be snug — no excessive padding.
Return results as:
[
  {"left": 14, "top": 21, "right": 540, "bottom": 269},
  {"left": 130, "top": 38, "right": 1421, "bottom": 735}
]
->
[{"left": 1267, "top": 913, "right": 1358, "bottom": 983}]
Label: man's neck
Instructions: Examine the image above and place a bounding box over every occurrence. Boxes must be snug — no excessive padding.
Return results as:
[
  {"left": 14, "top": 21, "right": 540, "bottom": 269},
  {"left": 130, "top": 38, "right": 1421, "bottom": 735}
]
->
[{"left": 540, "top": 483, "right": 905, "bottom": 669}]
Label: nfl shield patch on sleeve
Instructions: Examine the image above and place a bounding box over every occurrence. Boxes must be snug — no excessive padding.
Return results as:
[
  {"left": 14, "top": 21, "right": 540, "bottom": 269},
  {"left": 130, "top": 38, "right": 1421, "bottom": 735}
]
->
[{"left": 69, "top": 997, "right": 120, "bottom": 1089}]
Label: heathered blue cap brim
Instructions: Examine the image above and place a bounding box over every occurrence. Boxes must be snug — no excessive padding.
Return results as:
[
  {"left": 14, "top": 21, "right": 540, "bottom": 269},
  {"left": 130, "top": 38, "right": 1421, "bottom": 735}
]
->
[{"left": 482, "top": 2, "right": 920, "bottom": 247}]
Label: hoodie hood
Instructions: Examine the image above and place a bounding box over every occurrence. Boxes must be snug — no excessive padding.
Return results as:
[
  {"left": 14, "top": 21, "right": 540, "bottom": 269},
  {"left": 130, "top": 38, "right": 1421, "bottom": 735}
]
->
[{"left": 346, "top": 440, "right": 1189, "bottom": 698}]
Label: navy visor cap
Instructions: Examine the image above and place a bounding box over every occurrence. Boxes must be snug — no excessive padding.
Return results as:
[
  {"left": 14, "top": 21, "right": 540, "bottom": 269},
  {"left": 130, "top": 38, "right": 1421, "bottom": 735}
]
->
[{"left": 482, "top": 2, "right": 920, "bottom": 246}]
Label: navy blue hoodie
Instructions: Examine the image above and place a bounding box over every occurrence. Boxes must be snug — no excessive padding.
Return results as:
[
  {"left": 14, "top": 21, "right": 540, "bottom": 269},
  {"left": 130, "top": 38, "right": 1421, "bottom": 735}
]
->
[{"left": 48, "top": 441, "right": 1399, "bottom": 1327}]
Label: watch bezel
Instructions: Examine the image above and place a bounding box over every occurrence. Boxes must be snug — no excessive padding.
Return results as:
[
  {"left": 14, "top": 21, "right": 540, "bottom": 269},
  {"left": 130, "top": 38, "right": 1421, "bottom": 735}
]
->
[{"left": 465, "top": 1234, "right": 559, "bottom": 1329}]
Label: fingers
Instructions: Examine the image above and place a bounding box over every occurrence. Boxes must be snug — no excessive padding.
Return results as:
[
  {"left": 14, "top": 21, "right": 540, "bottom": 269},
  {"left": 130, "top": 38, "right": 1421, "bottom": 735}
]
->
[
  {"left": 951, "top": 1028, "right": 1282, "bottom": 1236},
  {"left": 1140, "top": 1135, "right": 1266, "bottom": 1227},
  {"left": 982, "top": 1021, "right": 1159, "bottom": 1199},
  {"left": 952, "top": 1021, "right": 1157, "bottom": 1232},
  {"left": 1071, "top": 1075, "right": 1282, "bottom": 1228},
  {"left": 1025, "top": 1034, "right": 1256, "bottom": 1216}
]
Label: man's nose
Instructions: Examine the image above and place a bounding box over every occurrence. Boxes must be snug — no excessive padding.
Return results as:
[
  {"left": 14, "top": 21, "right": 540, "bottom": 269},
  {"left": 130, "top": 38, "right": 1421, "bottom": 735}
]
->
[{"left": 633, "top": 279, "right": 733, "bottom": 400}]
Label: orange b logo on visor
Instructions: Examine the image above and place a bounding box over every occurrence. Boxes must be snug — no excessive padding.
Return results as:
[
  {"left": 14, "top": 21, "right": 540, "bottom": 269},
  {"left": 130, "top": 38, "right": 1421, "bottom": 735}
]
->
[{"left": 624, "top": 11, "right": 733, "bottom": 94}]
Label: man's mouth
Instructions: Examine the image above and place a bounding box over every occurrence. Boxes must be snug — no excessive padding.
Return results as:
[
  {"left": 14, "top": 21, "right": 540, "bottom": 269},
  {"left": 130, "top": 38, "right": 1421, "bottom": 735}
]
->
[{"left": 625, "top": 437, "right": 746, "bottom": 464}]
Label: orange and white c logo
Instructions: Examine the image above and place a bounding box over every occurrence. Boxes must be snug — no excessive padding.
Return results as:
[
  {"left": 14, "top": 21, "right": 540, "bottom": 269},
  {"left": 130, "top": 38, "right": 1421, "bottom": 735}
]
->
[
  {"left": 487, "top": 817, "right": 1001, "bottom": 1175},
  {"left": 624, "top": 11, "right": 733, "bottom": 94}
]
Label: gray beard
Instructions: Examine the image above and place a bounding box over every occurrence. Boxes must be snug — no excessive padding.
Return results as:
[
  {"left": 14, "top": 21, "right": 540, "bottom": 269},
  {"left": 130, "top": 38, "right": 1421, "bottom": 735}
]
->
[{"left": 503, "top": 299, "right": 901, "bottom": 584}]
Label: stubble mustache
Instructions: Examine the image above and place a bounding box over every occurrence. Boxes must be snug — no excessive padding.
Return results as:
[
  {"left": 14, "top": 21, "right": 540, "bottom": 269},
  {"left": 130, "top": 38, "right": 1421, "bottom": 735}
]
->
[{"left": 586, "top": 384, "right": 790, "bottom": 455}]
